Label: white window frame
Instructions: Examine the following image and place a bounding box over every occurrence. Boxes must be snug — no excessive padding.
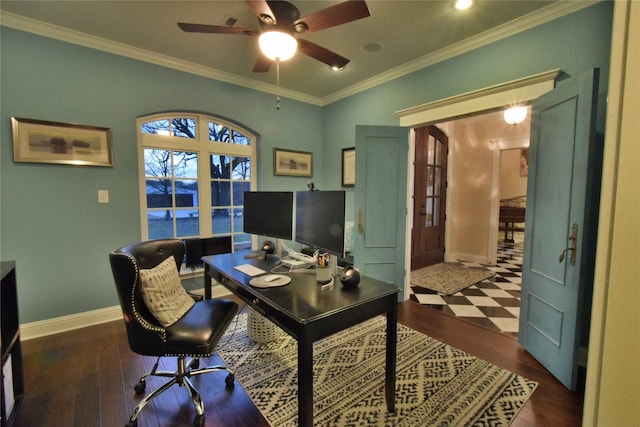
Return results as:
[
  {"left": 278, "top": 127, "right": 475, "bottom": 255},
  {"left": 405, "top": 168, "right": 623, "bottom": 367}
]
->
[{"left": 136, "top": 111, "right": 257, "bottom": 251}]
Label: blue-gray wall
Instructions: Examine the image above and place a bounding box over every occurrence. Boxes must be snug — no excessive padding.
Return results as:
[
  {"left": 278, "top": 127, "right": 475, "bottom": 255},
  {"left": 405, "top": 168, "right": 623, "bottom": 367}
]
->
[{"left": 1, "top": 2, "right": 612, "bottom": 323}]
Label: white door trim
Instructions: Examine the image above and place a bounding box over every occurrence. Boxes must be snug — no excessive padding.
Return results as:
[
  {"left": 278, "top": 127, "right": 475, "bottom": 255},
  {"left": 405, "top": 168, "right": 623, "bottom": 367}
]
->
[{"left": 395, "top": 69, "right": 560, "bottom": 127}]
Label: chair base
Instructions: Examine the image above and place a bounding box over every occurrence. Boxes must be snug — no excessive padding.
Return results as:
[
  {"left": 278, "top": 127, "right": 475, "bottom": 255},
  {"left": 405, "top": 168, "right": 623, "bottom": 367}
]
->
[{"left": 126, "top": 356, "right": 234, "bottom": 427}]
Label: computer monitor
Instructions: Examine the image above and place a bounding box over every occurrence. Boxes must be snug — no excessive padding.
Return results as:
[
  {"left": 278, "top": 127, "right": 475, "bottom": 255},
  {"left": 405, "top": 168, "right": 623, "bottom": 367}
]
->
[
  {"left": 184, "top": 236, "right": 232, "bottom": 268},
  {"left": 295, "top": 190, "right": 346, "bottom": 257},
  {"left": 243, "top": 191, "right": 294, "bottom": 240}
]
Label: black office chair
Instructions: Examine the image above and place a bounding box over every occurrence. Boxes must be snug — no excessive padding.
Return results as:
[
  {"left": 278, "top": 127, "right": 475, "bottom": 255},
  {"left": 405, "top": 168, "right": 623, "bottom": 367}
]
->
[{"left": 109, "top": 239, "right": 238, "bottom": 427}]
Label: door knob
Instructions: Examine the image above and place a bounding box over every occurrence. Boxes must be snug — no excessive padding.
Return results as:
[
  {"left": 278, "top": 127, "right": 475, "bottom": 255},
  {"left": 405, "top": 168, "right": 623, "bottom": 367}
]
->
[{"left": 558, "top": 224, "right": 578, "bottom": 265}]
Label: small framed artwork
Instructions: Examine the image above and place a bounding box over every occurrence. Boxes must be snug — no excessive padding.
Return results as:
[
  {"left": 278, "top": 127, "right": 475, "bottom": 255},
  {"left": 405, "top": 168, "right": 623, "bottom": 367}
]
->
[
  {"left": 273, "top": 148, "right": 313, "bottom": 177},
  {"left": 342, "top": 147, "right": 355, "bottom": 187},
  {"left": 11, "top": 117, "right": 113, "bottom": 167}
]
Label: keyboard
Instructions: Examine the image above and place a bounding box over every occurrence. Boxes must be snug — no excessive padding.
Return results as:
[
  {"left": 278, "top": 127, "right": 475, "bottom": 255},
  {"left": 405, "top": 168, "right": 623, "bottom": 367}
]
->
[{"left": 233, "top": 263, "right": 266, "bottom": 277}]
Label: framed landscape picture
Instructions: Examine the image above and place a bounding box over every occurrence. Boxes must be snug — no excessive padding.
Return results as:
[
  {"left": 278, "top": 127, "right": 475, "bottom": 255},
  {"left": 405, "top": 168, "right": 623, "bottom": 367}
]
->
[
  {"left": 11, "top": 117, "right": 113, "bottom": 167},
  {"left": 273, "top": 148, "right": 313, "bottom": 177}
]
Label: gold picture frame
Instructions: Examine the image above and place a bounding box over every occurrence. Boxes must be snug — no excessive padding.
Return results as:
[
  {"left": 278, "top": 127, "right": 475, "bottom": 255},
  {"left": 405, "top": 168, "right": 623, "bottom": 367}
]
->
[
  {"left": 273, "top": 148, "right": 313, "bottom": 177},
  {"left": 11, "top": 117, "right": 113, "bottom": 167}
]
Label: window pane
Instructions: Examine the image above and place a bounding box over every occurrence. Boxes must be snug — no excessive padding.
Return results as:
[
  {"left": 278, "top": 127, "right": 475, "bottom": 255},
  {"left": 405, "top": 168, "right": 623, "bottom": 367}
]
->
[
  {"left": 234, "top": 234, "right": 251, "bottom": 252},
  {"left": 176, "top": 209, "right": 199, "bottom": 237},
  {"left": 145, "top": 149, "right": 171, "bottom": 177},
  {"left": 212, "top": 208, "right": 232, "bottom": 234},
  {"left": 427, "top": 135, "right": 435, "bottom": 165},
  {"left": 232, "top": 156, "right": 251, "bottom": 180},
  {"left": 426, "top": 166, "right": 434, "bottom": 196},
  {"left": 209, "top": 122, "right": 230, "bottom": 142},
  {"left": 233, "top": 181, "right": 250, "bottom": 206},
  {"left": 148, "top": 211, "right": 173, "bottom": 239},
  {"left": 210, "top": 154, "right": 231, "bottom": 179},
  {"left": 433, "top": 198, "right": 440, "bottom": 226},
  {"left": 426, "top": 198, "right": 433, "bottom": 227},
  {"left": 232, "top": 213, "right": 243, "bottom": 235},
  {"left": 434, "top": 166, "right": 441, "bottom": 196},
  {"left": 233, "top": 207, "right": 244, "bottom": 232},
  {"left": 141, "top": 120, "right": 169, "bottom": 135},
  {"left": 175, "top": 180, "right": 198, "bottom": 207},
  {"left": 211, "top": 180, "right": 231, "bottom": 207},
  {"left": 232, "top": 130, "right": 251, "bottom": 145},
  {"left": 435, "top": 139, "right": 442, "bottom": 166},
  {"left": 146, "top": 178, "right": 172, "bottom": 208},
  {"left": 171, "top": 118, "right": 196, "bottom": 139},
  {"left": 173, "top": 152, "right": 198, "bottom": 178}
]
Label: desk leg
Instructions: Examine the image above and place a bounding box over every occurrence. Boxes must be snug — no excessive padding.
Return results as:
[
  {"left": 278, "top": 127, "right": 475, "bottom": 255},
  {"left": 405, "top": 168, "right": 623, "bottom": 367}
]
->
[
  {"left": 385, "top": 300, "right": 397, "bottom": 413},
  {"left": 298, "top": 334, "right": 314, "bottom": 427},
  {"left": 204, "top": 264, "right": 212, "bottom": 300}
]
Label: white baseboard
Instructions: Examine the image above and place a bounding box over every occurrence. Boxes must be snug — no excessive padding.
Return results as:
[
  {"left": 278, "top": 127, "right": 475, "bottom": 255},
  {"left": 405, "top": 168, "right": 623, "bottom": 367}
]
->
[
  {"left": 20, "top": 286, "right": 232, "bottom": 341},
  {"left": 446, "top": 252, "right": 489, "bottom": 264}
]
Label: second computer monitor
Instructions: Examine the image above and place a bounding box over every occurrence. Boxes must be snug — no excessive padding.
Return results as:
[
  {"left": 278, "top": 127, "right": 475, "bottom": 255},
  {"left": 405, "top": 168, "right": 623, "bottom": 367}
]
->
[
  {"left": 243, "top": 191, "right": 294, "bottom": 240},
  {"left": 295, "top": 190, "right": 345, "bottom": 257}
]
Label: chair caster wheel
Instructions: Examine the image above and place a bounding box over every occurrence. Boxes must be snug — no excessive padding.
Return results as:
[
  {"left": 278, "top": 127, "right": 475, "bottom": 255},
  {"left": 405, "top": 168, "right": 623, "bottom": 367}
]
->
[
  {"left": 134, "top": 380, "right": 146, "bottom": 394},
  {"left": 193, "top": 414, "right": 205, "bottom": 427},
  {"left": 125, "top": 420, "right": 137, "bottom": 427},
  {"left": 225, "top": 372, "right": 235, "bottom": 388}
]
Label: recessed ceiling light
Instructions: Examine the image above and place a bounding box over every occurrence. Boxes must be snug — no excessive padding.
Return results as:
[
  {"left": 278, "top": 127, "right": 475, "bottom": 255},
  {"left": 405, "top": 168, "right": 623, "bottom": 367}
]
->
[
  {"left": 454, "top": 0, "right": 473, "bottom": 11},
  {"left": 363, "top": 42, "right": 383, "bottom": 53}
]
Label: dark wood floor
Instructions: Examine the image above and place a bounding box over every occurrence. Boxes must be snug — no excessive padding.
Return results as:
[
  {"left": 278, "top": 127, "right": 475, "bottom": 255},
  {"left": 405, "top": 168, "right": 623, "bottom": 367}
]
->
[{"left": 14, "top": 300, "right": 583, "bottom": 427}]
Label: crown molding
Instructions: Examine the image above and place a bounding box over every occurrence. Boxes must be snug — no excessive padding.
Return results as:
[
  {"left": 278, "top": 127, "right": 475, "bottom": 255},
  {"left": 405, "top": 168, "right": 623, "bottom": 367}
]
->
[
  {"left": 320, "top": 1, "right": 597, "bottom": 105},
  {"left": 395, "top": 69, "right": 560, "bottom": 127},
  {"left": 1, "top": 1, "right": 596, "bottom": 108},
  {"left": 0, "top": 11, "right": 323, "bottom": 106}
]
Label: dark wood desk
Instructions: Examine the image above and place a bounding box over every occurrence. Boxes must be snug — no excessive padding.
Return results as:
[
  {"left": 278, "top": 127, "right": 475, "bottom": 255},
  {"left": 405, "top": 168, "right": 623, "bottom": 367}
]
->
[{"left": 202, "top": 252, "right": 399, "bottom": 427}]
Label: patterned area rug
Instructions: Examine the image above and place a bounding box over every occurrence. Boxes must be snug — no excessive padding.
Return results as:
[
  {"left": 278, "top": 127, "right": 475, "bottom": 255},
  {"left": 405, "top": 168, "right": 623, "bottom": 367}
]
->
[
  {"left": 411, "top": 262, "right": 495, "bottom": 295},
  {"left": 217, "top": 314, "right": 537, "bottom": 426}
]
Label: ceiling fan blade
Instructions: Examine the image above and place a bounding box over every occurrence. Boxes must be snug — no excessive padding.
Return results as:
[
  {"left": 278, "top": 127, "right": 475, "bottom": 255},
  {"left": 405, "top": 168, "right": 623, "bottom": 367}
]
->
[
  {"left": 295, "top": 0, "right": 370, "bottom": 33},
  {"left": 246, "top": 0, "right": 276, "bottom": 25},
  {"left": 253, "top": 54, "right": 273, "bottom": 73},
  {"left": 177, "top": 22, "right": 257, "bottom": 36},
  {"left": 298, "top": 39, "right": 349, "bottom": 69}
]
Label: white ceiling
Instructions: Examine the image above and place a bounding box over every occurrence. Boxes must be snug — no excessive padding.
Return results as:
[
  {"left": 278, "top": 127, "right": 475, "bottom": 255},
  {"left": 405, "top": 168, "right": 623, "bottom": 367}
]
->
[{"left": 0, "top": 0, "right": 594, "bottom": 106}]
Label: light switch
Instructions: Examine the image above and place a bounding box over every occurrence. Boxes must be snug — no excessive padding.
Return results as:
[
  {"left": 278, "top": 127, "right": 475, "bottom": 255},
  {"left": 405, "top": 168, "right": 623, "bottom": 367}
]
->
[{"left": 98, "top": 190, "right": 109, "bottom": 203}]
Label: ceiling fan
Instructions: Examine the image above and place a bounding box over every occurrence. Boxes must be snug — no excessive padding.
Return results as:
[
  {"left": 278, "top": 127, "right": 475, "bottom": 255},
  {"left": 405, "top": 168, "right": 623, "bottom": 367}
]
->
[{"left": 177, "top": 0, "right": 370, "bottom": 72}]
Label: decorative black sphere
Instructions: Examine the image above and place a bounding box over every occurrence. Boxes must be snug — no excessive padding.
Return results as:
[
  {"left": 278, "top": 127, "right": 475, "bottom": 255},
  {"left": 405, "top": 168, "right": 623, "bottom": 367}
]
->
[
  {"left": 340, "top": 266, "right": 361, "bottom": 289},
  {"left": 261, "top": 240, "right": 275, "bottom": 254}
]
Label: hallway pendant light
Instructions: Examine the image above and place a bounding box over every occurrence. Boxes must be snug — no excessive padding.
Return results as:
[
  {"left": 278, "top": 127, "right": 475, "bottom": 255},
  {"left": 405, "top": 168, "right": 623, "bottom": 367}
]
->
[
  {"left": 504, "top": 106, "right": 528, "bottom": 125},
  {"left": 259, "top": 31, "right": 297, "bottom": 61}
]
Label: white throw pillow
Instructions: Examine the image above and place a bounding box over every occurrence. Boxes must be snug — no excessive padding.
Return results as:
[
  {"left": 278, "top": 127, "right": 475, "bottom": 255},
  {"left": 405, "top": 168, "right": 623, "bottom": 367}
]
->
[{"left": 139, "top": 257, "right": 194, "bottom": 327}]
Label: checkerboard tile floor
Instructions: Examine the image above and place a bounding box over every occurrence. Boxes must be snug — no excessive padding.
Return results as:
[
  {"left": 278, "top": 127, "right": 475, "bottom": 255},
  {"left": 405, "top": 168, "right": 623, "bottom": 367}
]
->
[{"left": 409, "top": 239, "right": 524, "bottom": 338}]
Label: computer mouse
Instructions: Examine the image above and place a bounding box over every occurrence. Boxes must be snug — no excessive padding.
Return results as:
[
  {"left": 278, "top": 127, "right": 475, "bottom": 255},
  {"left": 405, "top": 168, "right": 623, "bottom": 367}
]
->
[{"left": 263, "top": 274, "right": 280, "bottom": 282}]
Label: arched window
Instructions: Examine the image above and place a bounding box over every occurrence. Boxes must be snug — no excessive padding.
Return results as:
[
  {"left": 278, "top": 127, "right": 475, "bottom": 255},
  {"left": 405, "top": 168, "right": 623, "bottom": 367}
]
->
[{"left": 137, "top": 112, "right": 257, "bottom": 252}]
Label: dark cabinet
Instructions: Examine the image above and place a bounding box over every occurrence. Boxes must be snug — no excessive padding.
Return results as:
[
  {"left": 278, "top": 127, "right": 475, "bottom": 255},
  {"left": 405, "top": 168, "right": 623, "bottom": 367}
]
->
[{"left": 1, "top": 262, "right": 23, "bottom": 427}]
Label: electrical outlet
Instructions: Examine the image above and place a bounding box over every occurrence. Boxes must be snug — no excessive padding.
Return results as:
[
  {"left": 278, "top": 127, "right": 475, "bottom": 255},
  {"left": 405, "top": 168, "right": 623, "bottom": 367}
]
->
[{"left": 98, "top": 190, "right": 109, "bottom": 203}]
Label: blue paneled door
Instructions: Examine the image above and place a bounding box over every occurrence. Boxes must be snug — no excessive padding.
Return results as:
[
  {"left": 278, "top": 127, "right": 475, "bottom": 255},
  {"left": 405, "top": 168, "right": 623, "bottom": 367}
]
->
[
  {"left": 354, "top": 125, "right": 409, "bottom": 301},
  {"left": 519, "top": 69, "right": 602, "bottom": 390}
]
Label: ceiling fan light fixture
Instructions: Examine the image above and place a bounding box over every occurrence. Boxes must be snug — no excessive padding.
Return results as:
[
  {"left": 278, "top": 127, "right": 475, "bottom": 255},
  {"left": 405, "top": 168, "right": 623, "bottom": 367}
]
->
[
  {"left": 454, "top": 0, "right": 473, "bottom": 10},
  {"left": 259, "top": 31, "right": 298, "bottom": 61},
  {"left": 504, "top": 106, "right": 528, "bottom": 125},
  {"left": 331, "top": 64, "right": 345, "bottom": 71}
]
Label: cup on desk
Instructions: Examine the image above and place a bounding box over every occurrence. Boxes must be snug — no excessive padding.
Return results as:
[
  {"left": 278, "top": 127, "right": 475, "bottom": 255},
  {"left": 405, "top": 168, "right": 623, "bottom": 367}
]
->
[{"left": 316, "top": 252, "right": 332, "bottom": 284}]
